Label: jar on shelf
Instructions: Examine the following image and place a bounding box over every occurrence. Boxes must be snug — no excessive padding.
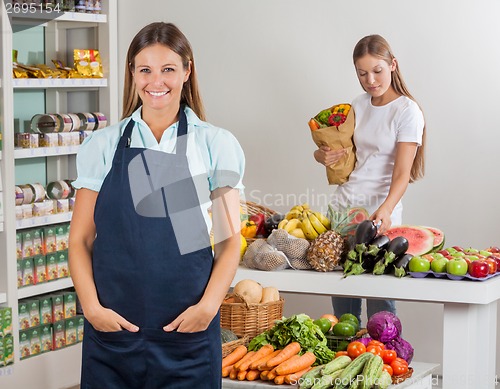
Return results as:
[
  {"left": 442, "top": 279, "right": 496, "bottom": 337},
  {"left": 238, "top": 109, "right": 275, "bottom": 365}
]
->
[
  {"left": 62, "top": 0, "right": 76, "bottom": 12},
  {"left": 75, "top": 0, "right": 86, "bottom": 12},
  {"left": 77, "top": 112, "right": 97, "bottom": 131},
  {"left": 93, "top": 0, "right": 101, "bottom": 14}
]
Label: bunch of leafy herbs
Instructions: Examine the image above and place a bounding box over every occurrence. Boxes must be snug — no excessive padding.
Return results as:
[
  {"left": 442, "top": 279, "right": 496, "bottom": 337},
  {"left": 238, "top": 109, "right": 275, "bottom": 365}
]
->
[{"left": 248, "top": 314, "right": 334, "bottom": 365}]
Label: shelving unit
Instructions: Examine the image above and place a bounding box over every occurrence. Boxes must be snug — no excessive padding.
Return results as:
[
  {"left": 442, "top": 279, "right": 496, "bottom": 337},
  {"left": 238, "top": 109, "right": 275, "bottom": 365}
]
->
[{"left": 0, "top": 2, "right": 118, "bottom": 387}]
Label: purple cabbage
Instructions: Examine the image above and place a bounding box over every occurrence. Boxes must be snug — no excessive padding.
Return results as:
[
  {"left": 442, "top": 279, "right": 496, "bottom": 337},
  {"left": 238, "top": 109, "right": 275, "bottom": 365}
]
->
[
  {"left": 358, "top": 336, "right": 373, "bottom": 346},
  {"left": 385, "top": 336, "right": 414, "bottom": 364},
  {"left": 366, "top": 311, "right": 402, "bottom": 343}
]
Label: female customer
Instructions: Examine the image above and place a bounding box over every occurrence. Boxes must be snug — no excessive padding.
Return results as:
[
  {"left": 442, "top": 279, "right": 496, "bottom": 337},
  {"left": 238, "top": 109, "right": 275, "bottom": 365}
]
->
[
  {"left": 69, "top": 22, "right": 245, "bottom": 388},
  {"left": 314, "top": 34, "right": 425, "bottom": 323}
]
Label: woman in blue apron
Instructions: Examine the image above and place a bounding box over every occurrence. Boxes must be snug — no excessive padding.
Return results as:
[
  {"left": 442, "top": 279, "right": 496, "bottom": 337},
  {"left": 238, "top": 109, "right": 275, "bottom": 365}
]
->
[{"left": 69, "top": 22, "right": 245, "bottom": 389}]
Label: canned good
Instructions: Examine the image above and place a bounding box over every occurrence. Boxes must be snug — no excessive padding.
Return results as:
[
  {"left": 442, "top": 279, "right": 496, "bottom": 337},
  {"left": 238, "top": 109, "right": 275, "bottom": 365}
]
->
[
  {"left": 55, "top": 114, "right": 73, "bottom": 132},
  {"left": 19, "top": 184, "right": 35, "bottom": 204},
  {"left": 32, "top": 183, "right": 47, "bottom": 202},
  {"left": 47, "top": 180, "right": 71, "bottom": 200},
  {"left": 67, "top": 113, "right": 81, "bottom": 132},
  {"left": 77, "top": 112, "right": 97, "bottom": 131},
  {"left": 31, "top": 114, "right": 58, "bottom": 133},
  {"left": 92, "top": 112, "right": 107, "bottom": 130},
  {"left": 64, "top": 179, "right": 76, "bottom": 197},
  {"left": 15, "top": 186, "right": 24, "bottom": 206}
]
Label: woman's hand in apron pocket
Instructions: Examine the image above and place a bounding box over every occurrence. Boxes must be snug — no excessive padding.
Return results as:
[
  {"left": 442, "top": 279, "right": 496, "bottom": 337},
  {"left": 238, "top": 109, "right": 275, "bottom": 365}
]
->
[
  {"left": 163, "top": 302, "right": 216, "bottom": 333},
  {"left": 87, "top": 305, "right": 139, "bottom": 333}
]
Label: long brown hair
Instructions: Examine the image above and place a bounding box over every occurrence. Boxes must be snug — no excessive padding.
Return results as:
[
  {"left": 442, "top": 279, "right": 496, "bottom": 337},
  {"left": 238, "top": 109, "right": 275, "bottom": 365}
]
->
[
  {"left": 353, "top": 34, "right": 425, "bottom": 182},
  {"left": 122, "top": 22, "right": 205, "bottom": 120}
]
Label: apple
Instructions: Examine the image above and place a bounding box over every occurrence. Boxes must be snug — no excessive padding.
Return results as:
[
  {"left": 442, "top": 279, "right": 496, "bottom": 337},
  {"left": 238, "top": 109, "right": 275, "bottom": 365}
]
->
[
  {"left": 480, "top": 250, "right": 492, "bottom": 257},
  {"left": 464, "top": 247, "right": 479, "bottom": 254},
  {"left": 408, "top": 256, "right": 431, "bottom": 272},
  {"left": 488, "top": 255, "right": 500, "bottom": 273},
  {"left": 452, "top": 246, "right": 464, "bottom": 252},
  {"left": 438, "top": 249, "right": 450, "bottom": 256},
  {"left": 488, "top": 246, "right": 500, "bottom": 254},
  {"left": 433, "top": 253, "right": 445, "bottom": 260},
  {"left": 446, "top": 258, "right": 468, "bottom": 276},
  {"left": 468, "top": 260, "right": 489, "bottom": 278},
  {"left": 430, "top": 257, "right": 448, "bottom": 273},
  {"left": 485, "top": 258, "right": 498, "bottom": 274},
  {"left": 446, "top": 247, "right": 458, "bottom": 254},
  {"left": 451, "top": 251, "right": 465, "bottom": 257},
  {"left": 465, "top": 255, "right": 479, "bottom": 262}
]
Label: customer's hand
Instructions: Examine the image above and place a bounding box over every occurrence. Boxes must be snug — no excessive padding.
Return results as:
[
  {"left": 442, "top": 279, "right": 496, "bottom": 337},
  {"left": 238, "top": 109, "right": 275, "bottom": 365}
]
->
[
  {"left": 370, "top": 206, "right": 392, "bottom": 234},
  {"left": 86, "top": 305, "right": 139, "bottom": 333},
  {"left": 314, "top": 146, "right": 347, "bottom": 167},
  {"left": 163, "top": 303, "right": 215, "bottom": 333}
]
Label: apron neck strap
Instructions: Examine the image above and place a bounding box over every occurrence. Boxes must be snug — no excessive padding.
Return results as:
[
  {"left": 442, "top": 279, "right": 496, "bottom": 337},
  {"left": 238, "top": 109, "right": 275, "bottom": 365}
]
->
[{"left": 118, "top": 105, "right": 189, "bottom": 153}]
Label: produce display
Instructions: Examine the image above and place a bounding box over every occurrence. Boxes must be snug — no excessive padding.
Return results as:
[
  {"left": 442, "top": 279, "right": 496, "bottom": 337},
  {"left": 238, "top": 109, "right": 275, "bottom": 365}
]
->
[
  {"left": 408, "top": 245, "right": 500, "bottom": 280},
  {"left": 221, "top": 309, "right": 415, "bottom": 387}
]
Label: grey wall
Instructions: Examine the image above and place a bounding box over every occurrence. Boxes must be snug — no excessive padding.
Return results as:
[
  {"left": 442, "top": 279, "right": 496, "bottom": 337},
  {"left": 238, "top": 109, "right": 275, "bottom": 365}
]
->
[{"left": 117, "top": 0, "right": 500, "bottom": 376}]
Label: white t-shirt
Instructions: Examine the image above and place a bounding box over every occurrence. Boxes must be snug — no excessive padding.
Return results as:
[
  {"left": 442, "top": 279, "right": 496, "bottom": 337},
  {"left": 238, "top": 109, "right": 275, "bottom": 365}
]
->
[{"left": 332, "top": 93, "right": 424, "bottom": 224}]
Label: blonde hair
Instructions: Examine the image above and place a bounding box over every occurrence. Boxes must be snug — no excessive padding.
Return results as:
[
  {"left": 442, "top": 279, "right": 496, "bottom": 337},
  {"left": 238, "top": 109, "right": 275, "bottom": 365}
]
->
[
  {"left": 353, "top": 34, "right": 425, "bottom": 182},
  {"left": 122, "top": 22, "right": 205, "bottom": 120}
]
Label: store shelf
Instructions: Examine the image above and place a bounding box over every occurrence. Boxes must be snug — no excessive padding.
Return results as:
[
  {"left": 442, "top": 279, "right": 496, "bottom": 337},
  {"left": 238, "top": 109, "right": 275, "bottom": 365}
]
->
[
  {"left": 17, "top": 277, "right": 73, "bottom": 299},
  {"left": 16, "top": 212, "right": 72, "bottom": 230},
  {"left": 0, "top": 292, "right": 6, "bottom": 304},
  {"left": 11, "top": 11, "right": 106, "bottom": 24},
  {"left": 13, "top": 78, "right": 107, "bottom": 89},
  {"left": 15, "top": 145, "right": 79, "bottom": 159}
]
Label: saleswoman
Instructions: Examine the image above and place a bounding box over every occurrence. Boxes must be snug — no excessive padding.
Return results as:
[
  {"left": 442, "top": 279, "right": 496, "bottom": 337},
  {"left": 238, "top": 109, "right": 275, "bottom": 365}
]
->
[
  {"left": 314, "top": 34, "right": 426, "bottom": 323},
  {"left": 69, "top": 22, "right": 245, "bottom": 388}
]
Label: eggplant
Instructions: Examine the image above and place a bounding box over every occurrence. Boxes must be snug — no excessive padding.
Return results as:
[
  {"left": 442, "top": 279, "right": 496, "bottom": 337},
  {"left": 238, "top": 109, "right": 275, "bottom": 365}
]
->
[
  {"left": 392, "top": 254, "right": 414, "bottom": 278},
  {"left": 386, "top": 236, "right": 409, "bottom": 257},
  {"left": 355, "top": 220, "right": 377, "bottom": 245},
  {"left": 368, "top": 235, "right": 390, "bottom": 251}
]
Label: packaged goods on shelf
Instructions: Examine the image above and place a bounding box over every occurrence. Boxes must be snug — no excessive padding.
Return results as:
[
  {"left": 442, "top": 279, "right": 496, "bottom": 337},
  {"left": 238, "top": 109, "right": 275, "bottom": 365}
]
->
[
  {"left": 74, "top": 49, "right": 103, "bottom": 78},
  {"left": 1, "top": 334, "right": 14, "bottom": 366},
  {"left": 0, "top": 307, "right": 13, "bottom": 337}
]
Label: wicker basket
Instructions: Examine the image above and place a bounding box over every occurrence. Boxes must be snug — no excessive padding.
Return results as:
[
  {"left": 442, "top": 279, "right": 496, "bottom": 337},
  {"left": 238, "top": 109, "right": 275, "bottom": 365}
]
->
[
  {"left": 221, "top": 336, "right": 249, "bottom": 358},
  {"left": 241, "top": 201, "right": 278, "bottom": 245},
  {"left": 325, "top": 329, "right": 368, "bottom": 352},
  {"left": 220, "top": 295, "right": 284, "bottom": 340}
]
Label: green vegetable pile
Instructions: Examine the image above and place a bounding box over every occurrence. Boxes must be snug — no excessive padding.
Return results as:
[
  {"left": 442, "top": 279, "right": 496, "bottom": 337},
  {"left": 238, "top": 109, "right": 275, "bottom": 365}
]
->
[{"left": 248, "top": 313, "right": 334, "bottom": 365}]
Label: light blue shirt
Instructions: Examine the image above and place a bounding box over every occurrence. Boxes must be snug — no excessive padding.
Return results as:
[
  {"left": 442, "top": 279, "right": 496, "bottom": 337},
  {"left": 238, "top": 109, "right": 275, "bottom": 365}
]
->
[{"left": 73, "top": 106, "right": 245, "bottom": 194}]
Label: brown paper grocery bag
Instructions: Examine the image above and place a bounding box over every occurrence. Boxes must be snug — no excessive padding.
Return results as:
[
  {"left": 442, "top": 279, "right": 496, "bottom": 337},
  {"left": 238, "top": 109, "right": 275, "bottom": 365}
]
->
[{"left": 310, "top": 107, "right": 356, "bottom": 185}]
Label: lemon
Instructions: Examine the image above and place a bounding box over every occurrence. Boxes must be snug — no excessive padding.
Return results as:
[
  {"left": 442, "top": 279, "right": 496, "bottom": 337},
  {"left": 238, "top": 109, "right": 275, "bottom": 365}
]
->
[{"left": 240, "top": 235, "right": 247, "bottom": 259}]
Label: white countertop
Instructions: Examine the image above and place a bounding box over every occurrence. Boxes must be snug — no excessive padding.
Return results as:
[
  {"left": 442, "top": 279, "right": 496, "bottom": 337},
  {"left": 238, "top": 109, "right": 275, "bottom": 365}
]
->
[{"left": 232, "top": 267, "right": 500, "bottom": 305}]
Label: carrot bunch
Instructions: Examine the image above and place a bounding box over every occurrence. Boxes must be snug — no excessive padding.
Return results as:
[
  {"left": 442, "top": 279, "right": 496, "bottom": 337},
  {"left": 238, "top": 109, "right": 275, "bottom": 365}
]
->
[{"left": 221, "top": 342, "right": 316, "bottom": 385}]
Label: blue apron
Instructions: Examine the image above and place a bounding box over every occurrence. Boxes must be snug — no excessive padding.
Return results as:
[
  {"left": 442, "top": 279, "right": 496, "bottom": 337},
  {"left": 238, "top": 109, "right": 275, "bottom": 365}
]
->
[{"left": 80, "top": 107, "right": 222, "bottom": 389}]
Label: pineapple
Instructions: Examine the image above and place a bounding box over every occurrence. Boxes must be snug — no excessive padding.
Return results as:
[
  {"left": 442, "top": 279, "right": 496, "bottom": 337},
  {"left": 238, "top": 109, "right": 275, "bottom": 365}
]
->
[
  {"left": 306, "top": 206, "right": 368, "bottom": 272},
  {"left": 306, "top": 230, "right": 346, "bottom": 272}
]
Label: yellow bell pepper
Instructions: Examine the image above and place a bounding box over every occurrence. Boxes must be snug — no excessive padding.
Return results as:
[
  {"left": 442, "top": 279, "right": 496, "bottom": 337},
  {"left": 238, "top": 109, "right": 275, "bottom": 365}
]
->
[{"left": 240, "top": 220, "right": 258, "bottom": 239}]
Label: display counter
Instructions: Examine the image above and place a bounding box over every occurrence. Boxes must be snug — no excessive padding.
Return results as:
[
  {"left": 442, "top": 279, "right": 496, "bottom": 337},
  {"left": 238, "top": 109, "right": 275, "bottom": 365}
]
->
[{"left": 231, "top": 267, "right": 500, "bottom": 389}]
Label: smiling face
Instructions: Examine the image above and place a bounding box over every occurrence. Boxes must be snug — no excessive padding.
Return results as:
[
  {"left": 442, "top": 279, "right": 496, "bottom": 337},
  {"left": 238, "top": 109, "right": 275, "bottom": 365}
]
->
[
  {"left": 131, "top": 43, "right": 191, "bottom": 117},
  {"left": 355, "top": 54, "right": 397, "bottom": 105}
]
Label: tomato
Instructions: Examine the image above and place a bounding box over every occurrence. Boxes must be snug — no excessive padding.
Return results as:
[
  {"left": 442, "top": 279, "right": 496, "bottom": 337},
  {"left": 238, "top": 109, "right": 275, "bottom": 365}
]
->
[
  {"left": 391, "top": 360, "right": 409, "bottom": 376},
  {"left": 394, "top": 357, "right": 409, "bottom": 367},
  {"left": 347, "top": 341, "right": 366, "bottom": 359},
  {"left": 382, "top": 349, "right": 397, "bottom": 364},
  {"left": 335, "top": 351, "right": 350, "bottom": 359},
  {"left": 383, "top": 364, "right": 394, "bottom": 376},
  {"left": 366, "top": 345, "right": 383, "bottom": 357},
  {"left": 367, "top": 340, "right": 385, "bottom": 349}
]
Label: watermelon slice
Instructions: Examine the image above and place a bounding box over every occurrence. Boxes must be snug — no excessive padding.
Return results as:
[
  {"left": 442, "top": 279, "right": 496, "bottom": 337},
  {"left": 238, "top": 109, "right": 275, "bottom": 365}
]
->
[
  {"left": 385, "top": 225, "right": 435, "bottom": 256},
  {"left": 422, "top": 226, "right": 445, "bottom": 252}
]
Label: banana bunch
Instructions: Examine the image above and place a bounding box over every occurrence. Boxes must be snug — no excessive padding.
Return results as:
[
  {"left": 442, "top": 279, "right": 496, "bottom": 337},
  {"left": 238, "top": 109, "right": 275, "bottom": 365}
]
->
[{"left": 278, "top": 204, "right": 331, "bottom": 240}]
